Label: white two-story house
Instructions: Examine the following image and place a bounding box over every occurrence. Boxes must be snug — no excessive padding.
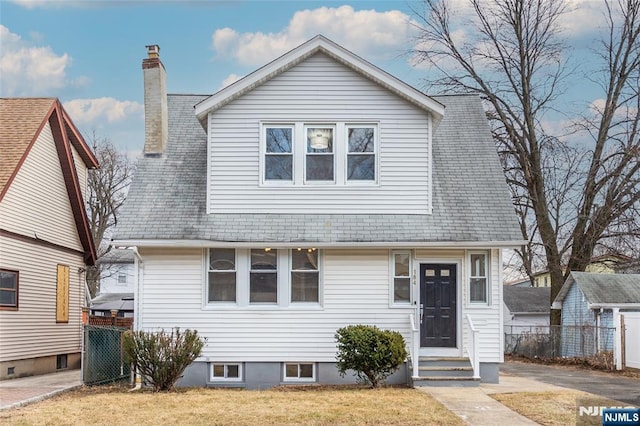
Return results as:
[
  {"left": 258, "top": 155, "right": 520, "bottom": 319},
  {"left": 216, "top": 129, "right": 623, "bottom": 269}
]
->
[{"left": 113, "top": 36, "right": 523, "bottom": 388}]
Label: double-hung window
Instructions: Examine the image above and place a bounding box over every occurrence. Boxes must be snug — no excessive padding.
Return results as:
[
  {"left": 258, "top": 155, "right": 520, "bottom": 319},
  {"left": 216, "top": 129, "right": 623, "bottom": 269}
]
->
[
  {"left": 209, "top": 248, "right": 237, "bottom": 302},
  {"left": 347, "top": 126, "right": 376, "bottom": 182},
  {"left": 291, "top": 249, "right": 319, "bottom": 303},
  {"left": 469, "top": 252, "right": 488, "bottom": 303},
  {"left": 305, "top": 126, "right": 334, "bottom": 182},
  {"left": 264, "top": 126, "right": 293, "bottom": 181},
  {"left": 0, "top": 269, "right": 18, "bottom": 310},
  {"left": 250, "top": 249, "right": 278, "bottom": 303},
  {"left": 392, "top": 252, "right": 411, "bottom": 304}
]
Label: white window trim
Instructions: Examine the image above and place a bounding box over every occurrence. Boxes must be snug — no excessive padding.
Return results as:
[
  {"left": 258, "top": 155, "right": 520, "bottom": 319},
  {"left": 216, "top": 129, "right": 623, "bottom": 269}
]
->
[
  {"left": 260, "top": 122, "right": 382, "bottom": 186},
  {"left": 204, "top": 249, "right": 323, "bottom": 309},
  {"left": 345, "top": 124, "right": 379, "bottom": 185},
  {"left": 389, "top": 250, "right": 412, "bottom": 307},
  {"left": 261, "top": 123, "right": 295, "bottom": 186},
  {"left": 207, "top": 248, "right": 238, "bottom": 305},
  {"left": 250, "top": 249, "right": 279, "bottom": 305},
  {"left": 282, "top": 362, "right": 316, "bottom": 382},
  {"left": 304, "top": 124, "right": 336, "bottom": 185},
  {"left": 210, "top": 363, "right": 243, "bottom": 382},
  {"left": 467, "top": 250, "right": 490, "bottom": 306},
  {"left": 290, "top": 249, "right": 322, "bottom": 305}
]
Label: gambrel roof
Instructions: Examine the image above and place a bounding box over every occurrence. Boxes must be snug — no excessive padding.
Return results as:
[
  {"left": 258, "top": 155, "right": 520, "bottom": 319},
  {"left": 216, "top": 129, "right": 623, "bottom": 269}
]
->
[
  {"left": 0, "top": 98, "right": 99, "bottom": 264},
  {"left": 114, "top": 93, "right": 522, "bottom": 246}
]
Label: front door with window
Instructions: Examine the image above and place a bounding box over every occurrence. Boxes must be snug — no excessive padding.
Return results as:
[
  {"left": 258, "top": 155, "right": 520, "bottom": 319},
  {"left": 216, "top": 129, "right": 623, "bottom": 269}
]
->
[{"left": 420, "top": 264, "right": 457, "bottom": 347}]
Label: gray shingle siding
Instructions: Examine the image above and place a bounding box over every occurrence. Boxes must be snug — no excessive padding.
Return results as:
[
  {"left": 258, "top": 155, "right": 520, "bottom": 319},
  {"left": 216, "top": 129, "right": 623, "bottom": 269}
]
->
[{"left": 114, "top": 93, "right": 521, "bottom": 244}]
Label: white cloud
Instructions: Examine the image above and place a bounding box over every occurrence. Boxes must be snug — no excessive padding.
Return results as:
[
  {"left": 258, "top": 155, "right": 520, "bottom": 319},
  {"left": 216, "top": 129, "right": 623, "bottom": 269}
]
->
[
  {"left": 63, "top": 97, "right": 143, "bottom": 125},
  {"left": 0, "top": 25, "right": 86, "bottom": 96},
  {"left": 218, "top": 73, "right": 243, "bottom": 91},
  {"left": 211, "top": 5, "right": 414, "bottom": 66},
  {"left": 559, "top": 0, "right": 608, "bottom": 37}
]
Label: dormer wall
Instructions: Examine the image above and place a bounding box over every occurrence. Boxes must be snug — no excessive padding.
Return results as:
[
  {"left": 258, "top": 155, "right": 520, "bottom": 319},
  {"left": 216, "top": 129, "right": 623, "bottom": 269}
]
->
[{"left": 206, "top": 53, "right": 433, "bottom": 215}]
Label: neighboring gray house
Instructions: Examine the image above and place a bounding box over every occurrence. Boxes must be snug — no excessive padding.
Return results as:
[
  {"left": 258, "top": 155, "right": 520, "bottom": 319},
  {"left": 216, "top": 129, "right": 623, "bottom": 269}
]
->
[
  {"left": 552, "top": 272, "right": 640, "bottom": 357},
  {"left": 503, "top": 286, "right": 550, "bottom": 334},
  {"left": 113, "top": 36, "right": 523, "bottom": 388}
]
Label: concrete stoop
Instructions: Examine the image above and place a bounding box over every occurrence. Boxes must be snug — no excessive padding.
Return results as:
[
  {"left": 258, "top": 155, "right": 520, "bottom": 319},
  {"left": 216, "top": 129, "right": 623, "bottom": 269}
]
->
[{"left": 411, "top": 357, "right": 480, "bottom": 387}]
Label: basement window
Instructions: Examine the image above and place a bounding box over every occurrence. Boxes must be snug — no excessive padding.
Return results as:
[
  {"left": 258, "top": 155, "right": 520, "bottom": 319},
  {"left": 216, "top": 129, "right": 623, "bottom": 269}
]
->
[
  {"left": 56, "top": 354, "right": 68, "bottom": 370},
  {"left": 211, "top": 363, "right": 242, "bottom": 381},
  {"left": 283, "top": 363, "right": 315, "bottom": 382}
]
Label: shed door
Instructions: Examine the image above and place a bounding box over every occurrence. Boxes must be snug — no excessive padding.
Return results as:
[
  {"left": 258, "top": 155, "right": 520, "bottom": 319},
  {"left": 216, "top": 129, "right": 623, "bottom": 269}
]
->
[{"left": 420, "top": 264, "right": 457, "bottom": 347}]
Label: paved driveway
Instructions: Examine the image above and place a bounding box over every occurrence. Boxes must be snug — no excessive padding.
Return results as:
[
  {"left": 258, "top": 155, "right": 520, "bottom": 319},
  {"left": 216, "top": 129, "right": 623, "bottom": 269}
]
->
[{"left": 501, "top": 360, "right": 640, "bottom": 406}]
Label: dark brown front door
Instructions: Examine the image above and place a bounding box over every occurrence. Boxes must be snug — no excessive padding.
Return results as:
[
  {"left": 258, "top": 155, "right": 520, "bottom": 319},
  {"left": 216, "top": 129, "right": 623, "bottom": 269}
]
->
[{"left": 420, "top": 264, "right": 457, "bottom": 347}]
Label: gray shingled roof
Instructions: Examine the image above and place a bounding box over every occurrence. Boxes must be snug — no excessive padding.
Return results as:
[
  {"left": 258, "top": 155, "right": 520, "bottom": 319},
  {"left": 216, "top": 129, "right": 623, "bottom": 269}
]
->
[
  {"left": 554, "top": 272, "right": 640, "bottom": 306},
  {"left": 503, "top": 286, "right": 551, "bottom": 314},
  {"left": 90, "top": 292, "right": 134, "bottom": 312},
  {"left": 114, "top": 92, "right": 521, "bottom": 245}
]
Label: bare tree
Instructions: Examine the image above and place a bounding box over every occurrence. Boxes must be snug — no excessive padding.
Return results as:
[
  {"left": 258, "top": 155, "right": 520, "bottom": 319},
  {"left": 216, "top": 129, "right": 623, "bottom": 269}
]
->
[
  {"left": 411, "top": 0, "right": 640, "bottom": 324},
  {"left": 86, "top": 132, "right": 135, "bottom": 297}
]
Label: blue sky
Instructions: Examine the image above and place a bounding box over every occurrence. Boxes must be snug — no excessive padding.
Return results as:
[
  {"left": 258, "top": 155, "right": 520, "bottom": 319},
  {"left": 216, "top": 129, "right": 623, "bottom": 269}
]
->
[{"left": 1, "top": 0, "right": 610, "bottom": 155}]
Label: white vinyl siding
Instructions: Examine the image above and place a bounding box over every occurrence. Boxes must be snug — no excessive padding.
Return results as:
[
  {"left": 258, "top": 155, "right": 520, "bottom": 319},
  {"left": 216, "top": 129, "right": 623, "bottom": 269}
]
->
[
  {"left": 0, "top": 122, "right": 84, "bottom": 251},
  {"left": 0, "top": 236, "right": 84, "bottom": 362},
  {"left": 136, "top": 247, "right": 505, "bottom": 364},
  {"left": 136, "top": 248, "right": 413, "bottom": 362},
  {"left": 462, "top": 248, "right": 503, "bottom": 363},
  {"left": 207, "top": 53, "right": 431, "bottom": 214}
]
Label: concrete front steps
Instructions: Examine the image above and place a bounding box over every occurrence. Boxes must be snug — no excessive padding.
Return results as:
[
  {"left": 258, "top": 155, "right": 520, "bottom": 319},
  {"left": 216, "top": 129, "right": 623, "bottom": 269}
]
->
[{"left": 411, "top": 357, "right": 480, "bottom": 387}]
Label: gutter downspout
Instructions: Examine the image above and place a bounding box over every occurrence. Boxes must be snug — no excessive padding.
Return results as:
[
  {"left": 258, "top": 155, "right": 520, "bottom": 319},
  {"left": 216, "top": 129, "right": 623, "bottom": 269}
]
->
[{"left": 130, "top": 246, "right": 144, "bottom": 391}]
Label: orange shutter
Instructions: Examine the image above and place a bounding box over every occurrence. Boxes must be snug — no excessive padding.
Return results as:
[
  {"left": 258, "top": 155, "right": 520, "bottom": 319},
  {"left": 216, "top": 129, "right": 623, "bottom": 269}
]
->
[{"left": 56, "top": 264, "right": 70, "bottom": 323}]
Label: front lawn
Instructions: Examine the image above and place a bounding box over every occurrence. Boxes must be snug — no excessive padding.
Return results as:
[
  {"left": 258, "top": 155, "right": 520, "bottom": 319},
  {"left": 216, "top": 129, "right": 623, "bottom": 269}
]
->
[
  {"left": 491, "top": 390, "right": 625, "bottom": 426},
  {"left": 1, "top": 385, "right": 464, "bottom": 426}
]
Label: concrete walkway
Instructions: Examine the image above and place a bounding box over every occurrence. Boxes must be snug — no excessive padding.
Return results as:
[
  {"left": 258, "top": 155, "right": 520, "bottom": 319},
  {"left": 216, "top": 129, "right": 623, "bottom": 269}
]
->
[
  {"left": 417, "top": 374, "right": 570, "bottom": 425},
  {"left": 0, "top": 369, "right": 82, "bottom": 411}
]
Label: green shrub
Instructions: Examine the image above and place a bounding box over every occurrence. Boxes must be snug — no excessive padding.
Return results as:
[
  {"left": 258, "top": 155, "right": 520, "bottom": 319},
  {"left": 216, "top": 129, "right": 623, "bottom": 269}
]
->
[
  {"left": 123, "top": 328, "right": 205, "bottom": 392},
  {"left": 335, "top": 324, "right": 407, "bottom": 388}
]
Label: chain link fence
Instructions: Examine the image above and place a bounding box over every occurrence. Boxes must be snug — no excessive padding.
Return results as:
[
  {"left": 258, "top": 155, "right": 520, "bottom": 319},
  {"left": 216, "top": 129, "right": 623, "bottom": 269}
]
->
[
  {"left": 83, "top": 325, "right": 131, "bottom": 385},
  {"left": 505, "top": 325, "right": 615, "bottom": 369}
]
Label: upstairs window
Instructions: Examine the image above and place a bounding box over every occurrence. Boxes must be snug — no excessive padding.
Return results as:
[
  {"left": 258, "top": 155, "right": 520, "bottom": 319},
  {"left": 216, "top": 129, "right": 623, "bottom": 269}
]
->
[
  {"left": 209, "top": 248, "right": 237, "bottom": 302},
  {"left": 264, "top": 126, "right": 293, "bottom": 181},
  {"left": 0, "top": 269, "right": 18, "bottom": 310},
  {"left": 305, "top": 126, "right": 334, "bottom": 182},
  {"left": 250, "top": 249, "right": 278, "bottom": 303},
  {"left": 347, "top": 126, "right": 376, "bottom": 181}
]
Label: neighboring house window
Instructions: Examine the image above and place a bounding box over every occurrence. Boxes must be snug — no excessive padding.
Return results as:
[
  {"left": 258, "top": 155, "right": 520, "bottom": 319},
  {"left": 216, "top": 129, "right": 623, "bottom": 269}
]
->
[
  {"left": 305, "top": 126, "right": 334, "bottom": 182},
  {"left": 211, "top": 363, "right": 242, "bottom": 381},
  {"left": 347, "top": 126, "right": 376, "bottom": 181},
  {"left": 117, "top": 273, "right": 127, "bottom": 284},
  {"left": 0, "top": 269, "right": 18, "bottom": 310},
  {"left": 392, "top": 252, "right": 411, "bottom": 304},
  {"left": 56, "top": 265, "right": 70, "bottom": 323},
  {"left": 291, "top": 249, "right": 319, "bottom": 303},
  {"left": 469, "top": 252, "right": 488, "bottom": 303},
  {"left": 264, "top": 126, "right": 293, "bottom": 181},
  {"left": 209, "top": 248, "right": 237, "bottom": 302},
  {"left": 250, "top": 249, "right": 278, "bottom": 303},
  {"left": 283, "top": 363, "right": 315, "bottom": 382}
]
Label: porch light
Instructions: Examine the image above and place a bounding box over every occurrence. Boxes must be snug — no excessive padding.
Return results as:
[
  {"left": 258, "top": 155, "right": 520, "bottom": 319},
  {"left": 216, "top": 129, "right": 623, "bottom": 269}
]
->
[
  {"left": 309, "top": 129, "right": 330, "bottom": 149},
  {"left": 264, "top": 247, "right": 271, "bottom": 252}
]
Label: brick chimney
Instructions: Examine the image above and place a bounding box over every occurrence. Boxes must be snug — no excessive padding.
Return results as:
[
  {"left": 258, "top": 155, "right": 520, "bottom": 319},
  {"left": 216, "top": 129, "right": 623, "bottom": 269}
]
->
[{"left": 142, "top": 45, "right": 168, "bottom": 156}]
